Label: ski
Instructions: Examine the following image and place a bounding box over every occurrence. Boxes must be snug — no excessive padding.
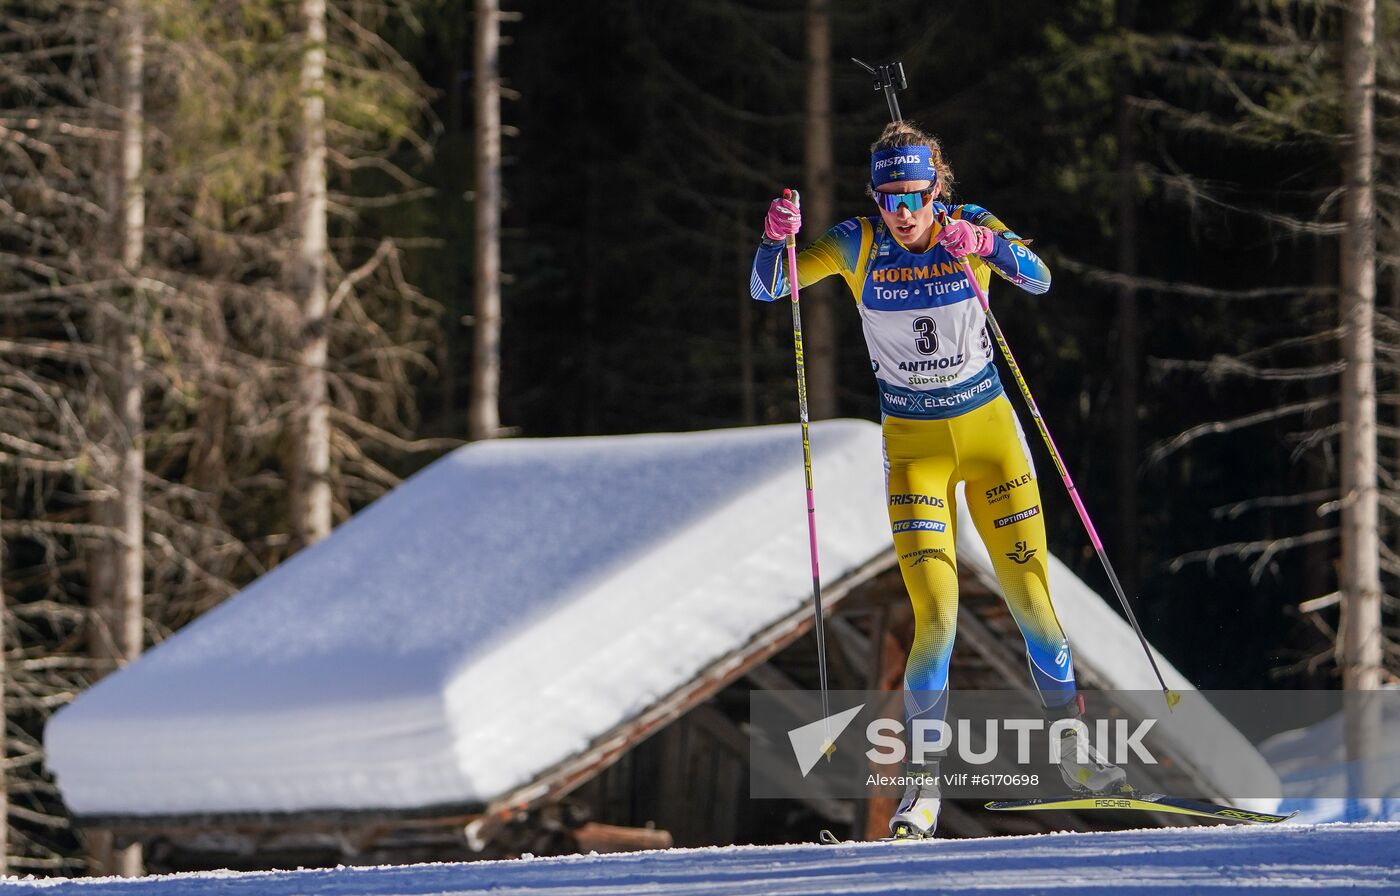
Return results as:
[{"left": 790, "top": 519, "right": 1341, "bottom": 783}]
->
[
  {"left": 817, "top": 828, "right": 935, "bottom": 845},
  {"left": 985, "top": 793, "right": 1298, "bottom": 825}
]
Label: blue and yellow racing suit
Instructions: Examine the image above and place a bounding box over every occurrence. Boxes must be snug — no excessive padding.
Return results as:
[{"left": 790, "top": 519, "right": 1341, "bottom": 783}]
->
[{"left": 751, "top": 204, "right": 1075, "bottom": 727}]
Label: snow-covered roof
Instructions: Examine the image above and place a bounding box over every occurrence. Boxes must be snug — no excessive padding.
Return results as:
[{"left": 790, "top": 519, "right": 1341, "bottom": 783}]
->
[{"left": 45, "top": 419, "right": 1277, "bottom": 819}]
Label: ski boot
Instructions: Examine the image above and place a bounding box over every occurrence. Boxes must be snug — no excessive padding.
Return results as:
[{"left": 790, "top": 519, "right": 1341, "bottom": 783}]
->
[
  {"left": 888, "top": 765, "right": 941, "bottom": 839},
  {"left": 1050, "top": 699, "right": 1129, "bottom": 794}
]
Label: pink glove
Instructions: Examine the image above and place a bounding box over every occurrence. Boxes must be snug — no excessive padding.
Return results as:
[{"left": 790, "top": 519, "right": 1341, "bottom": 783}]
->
[
  {"left": 764, "top": 196, "right": 802, "bottom": 242},
  {"left": 937, "top": 219, "right": 996, "bottom": 257}
]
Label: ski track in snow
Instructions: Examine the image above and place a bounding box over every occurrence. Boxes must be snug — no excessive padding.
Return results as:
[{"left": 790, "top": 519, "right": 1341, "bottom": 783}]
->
[{"left": 2, "top": 823, "right": 1398, "bottom": 895}]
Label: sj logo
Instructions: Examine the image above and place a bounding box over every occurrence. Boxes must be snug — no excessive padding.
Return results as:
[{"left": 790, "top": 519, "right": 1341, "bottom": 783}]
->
[{"left": 1005, "top": 541, "right": 1037, "bottom": 565}]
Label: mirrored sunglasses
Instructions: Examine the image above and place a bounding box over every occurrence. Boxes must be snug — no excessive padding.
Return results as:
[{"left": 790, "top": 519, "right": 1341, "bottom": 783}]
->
[{"left": 873, "top": 187, "right": 937, "bottom": 214}]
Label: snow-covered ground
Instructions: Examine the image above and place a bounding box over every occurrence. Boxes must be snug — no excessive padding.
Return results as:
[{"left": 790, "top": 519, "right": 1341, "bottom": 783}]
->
[{"left": 4, "top": 823, "right": 1397, "bottom": 894}]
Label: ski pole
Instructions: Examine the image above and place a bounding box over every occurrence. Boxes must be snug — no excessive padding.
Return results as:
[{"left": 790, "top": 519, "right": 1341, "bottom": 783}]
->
[
  {"left": 939, "top": 211, "right": 1180, "bottom": 713},
  {"left": 783, "top": 189, "right": 835, "bottom": 754}
]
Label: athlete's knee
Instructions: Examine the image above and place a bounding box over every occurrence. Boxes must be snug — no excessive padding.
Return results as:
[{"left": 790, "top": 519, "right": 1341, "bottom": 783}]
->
[{"left": 904, "top": 645, "right": 952, "bottom": 697}]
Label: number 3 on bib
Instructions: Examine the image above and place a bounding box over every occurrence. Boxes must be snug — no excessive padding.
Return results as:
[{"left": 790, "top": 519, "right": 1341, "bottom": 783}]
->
[{"left": 913, "top": 316, "right": 938, "bottom": 355}]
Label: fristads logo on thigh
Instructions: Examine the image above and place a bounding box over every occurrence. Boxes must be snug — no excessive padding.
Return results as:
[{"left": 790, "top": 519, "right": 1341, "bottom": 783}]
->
[{"left": 889, "top": 493, "right": 945, "bottom": 508}]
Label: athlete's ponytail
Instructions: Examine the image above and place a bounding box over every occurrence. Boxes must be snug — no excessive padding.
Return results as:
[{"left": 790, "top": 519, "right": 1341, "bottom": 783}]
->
[{"left": 869, "top": 121, "right": 954, "bottom": 202}]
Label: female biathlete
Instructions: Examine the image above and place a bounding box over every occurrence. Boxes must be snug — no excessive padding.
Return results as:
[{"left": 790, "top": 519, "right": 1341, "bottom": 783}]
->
[{"left": 751, "top": 120, "right": 1125, "bottom": 839}]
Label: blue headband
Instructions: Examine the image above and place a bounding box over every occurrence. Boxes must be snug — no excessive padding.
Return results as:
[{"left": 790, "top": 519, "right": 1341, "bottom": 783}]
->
[{"left": 871, "top": 145, "right": 937, "bottom": 189}]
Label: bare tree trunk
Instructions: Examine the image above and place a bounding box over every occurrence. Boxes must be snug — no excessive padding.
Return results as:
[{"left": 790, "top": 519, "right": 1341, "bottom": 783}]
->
[
  {"left": 1339, "top": 0, "right": 1381, "bottom": 693},
  {"left": 802, "top": 0, "right": 838, "bottom": 420},
  {"left": 90, "top": 0, "right": 147, "bottom": 876},
  {"left": 469, "top": 0, "right": 502, "bottom": 441},
  {"left": 1339, "top": 0, "right": 1381, "bottom": 801},
  {"left": 116, "top": 0, "right": 145, "bottom": 669},
  {"left": 289, "top": 0, "right": 333, "bottom": 545}
]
